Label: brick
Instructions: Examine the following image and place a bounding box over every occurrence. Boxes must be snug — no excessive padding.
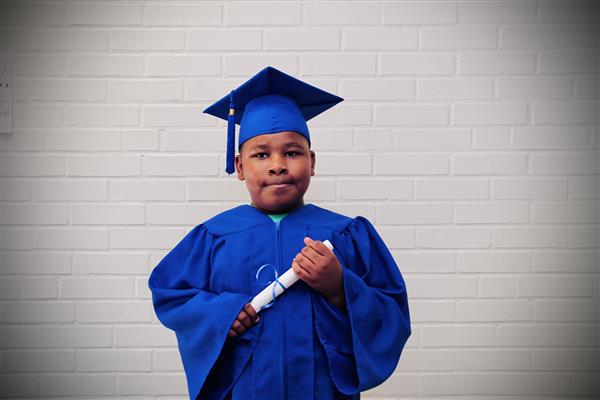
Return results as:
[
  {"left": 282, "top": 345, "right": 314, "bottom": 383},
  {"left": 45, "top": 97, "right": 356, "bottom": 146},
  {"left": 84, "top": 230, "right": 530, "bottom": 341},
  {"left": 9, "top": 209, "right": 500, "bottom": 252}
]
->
[
  {"left": 408, "top": 301, "right": 455, "bottom": 322},
  {"left": 375, "top": 104, "right": 448, "bottom": 126},
  {"left": 111, "top": 29, "right": 185, "bottom": 50},
  {"left": 303, "top": 3, "right": 380, "bottom": 25},
  {"left": 66, "top": 105, "right": 139, "bottom": 127},
  {"left": 116, "top": 326, "right": 176, "bottom": 347},
  {"left": 417, "top": 227, "right": 491, "bottom": 248},
  {"left": 185, "top": 78, "right": 245, "bottom": 101},
  {"left": 225, "top": 3, "right": 300, "bottom": 26},
  {"left": 457, "top": 300, "right": 532, "bottom": 322},
  {"left": 519, "top": 275, "right": 594, "bottom": 298},
  {"left": 154, "top": 349, "right": 183, "bottom": 371},
  {"left": 422, "top": 27, "right": 497, "bottom": 49},
  {"left": 340, "top": 79, "right": 413, "bottom": 100},
  {"left": 147, "top": 54, "right": 220, "bottom": 76},
  {"left": 68, "top": 54, "right": 144, "bottom": 76},
  {"left": 189, "top": 29, "right": 261, "bottom": 51},
  {"left": 375, "top": 154, "right": 449, "bottom": 175},
  {"left": 394, "top": 129, "right": 471, "bottom": 150},
  {"left": 143, "top": 155, "right": 218, "bottom": 177},
  {"left": 382, "top": 2, "right": 456, "bottom": 25},
  {"left": 111, "top": 227, "right": 186, "bottom": 250},
  {"left": 575, "top": 76, "right": 599, "bottom": 99},
  {"left": 454, "top": 103, "right": 528, "bottom": 125},
  {"left": 354, "top": 128, "right": 393, "bottom": 150},
  {"left": 494, "top": 227, "right": 568, "bottom": 248},
  {"left": 1, "top": 251, "right": 71, "bottom": 274},
  {"left": 310, "top": 129, "right": 353, "bottom": 151},
  {"left": 339, "top": 178, "right": 412, "bottom": 200},
  {"left": 143, "top": 105, "right": 213, "bottom": 128},
  {"left": 406, "top": 276, "right": 478, "bottom": 298},
  {"left": 534, "top": 250, "right": 599, "bottom": 273},
  {"left": 534, "top": 349, "right": 598, "bottom": 371},
  {"left": 13, "top": 54, "right": 65, "bottom": 76},
  {"left": 576, "top": 325, "right": 599, "bottom": 347},
  {"left": 14, "top": 79, "right": 106, "bottom": 101},
  {"left": 13, "top": 104, "right": 64, "bottom": 127},
  {"left": 32, "top": 179, "right": 107, "bottom": 201},
  {"left": 71, "top": 204, "right": 145, "bottom": 225},
  {"left": 303, "top": 178, "right": 337, "bottom": 201},
  {"left": 188, "top": 179, "right": 249, "bottom": 201},
  {"left": 266, "top": 29, "right": 339, "bottom": 50},
  {"left": 35, "top": 228, "right": 109, "bottom": 250},
  {"left": 309, "top": 104, "right": 370, "bottom": 126},
  {"left": 534, "top": 101, "right": 598, "bottom": 124},
  {"left": 396, "top": 349, "right": 454, "bottom": 371},
  {"left": 493, "top": 178, "right": 567, "bottom": 200},
  {"left": 3, "top": 350, "right": 74, "bottom": 372},
  {"left": 2, "top": 229, "right": 33, "bottom": 250},
  {"left": 421, "top": 374, "right": 494, "bottom": 395},
  {"left": 4, "top": 27, "right": 30, "bottom": 50},
  {"left": 1, "top": 203, "right": 67, "bottom": 225},
  {"left": 1, "top": 154, "right": 65, "bottom": 177},
  {"left": 570, "top": 226, "right": 599, "bottom": 248},
  {"left": 458, "top": 251, "right": 532, "bottom": 273},
  {"left": 460, "top": 53, "right": 535, "bottom": 74},
  {"left": 302, "top": 53, "right": 376, "bottom": 75},
  {"left": 148, "top": 203, "right": 223, "bottom": 226},
  {"left": 514, "top": 128, "right": 589, "bottom": 149},
  {"left": 124, "top": 130, "right": 160, "bottom": 151},
  {"left": 533, "top": 201, "right": 598, "bottom": 223},
  {"left": 422, "top": 325, "right": 496, "bottom": 347},
  {"left": 2, "top": 302, "right": 74, "bottom": 323},
  {"left": 381, "top": 53, "right": 455, "bottom": 75},
  {"left": 2, "top": 326, "right": 36, "bottom": 348},
  {"left": 118, "top": 373, "right": 186, "bottom": 396},
  {"left": 499, "top": 324, "right": 574, "bottom": 347},
  {"left": 223, "top": 54, "right": 297, "bottom": 76},
  {"left": 38, "top": 326, "right": 112, "bottom": 347},
  {"left": 497, "top": 77, "right": 572, "bottom": 100},
  {"left": 145, "top": 4, "right": 221, "bottom": 26},
  {"left": 455, "top": 202, "right": 529, "bottom": 224},
  {"left": 66, "top": 3, "right": 142, "bottom": 25},
  {"left": 79, "top": 350, "right": 151, "bottom": 371},
  {"left": 418, "top": 78, "right": 493, "bottom": 100},
  {"left": 376, "top": 227, "right": 415, "bottom": 249},
  {"left": 458, "top": 2, "right": 536, "bottom": 24},
  {"left": 539, "top": 2, "right": 599, "bottom": 23},
  {"left": 480, "top": 276, "right": 517, "bottom": 298},
  {"left": 531, "top": 152, "right": 598, "bottom": 175},
  {"left": 110, "top": 180, "right": 185, "bottom": 201},
  {"left": 46, "top": 130, "right": 121, "bottom": 151},
  {"left": 393, "top": 251, "right": 456, "bottom": 273},
  {"left": 0, "top": 1, "right": 64, "bottom": 26},
  {"left": 0, "top": 131, "right": 45, "bottom": 152},
  {"left": 77, "top": 301, "right": 152, "bottom": 323},
  {"left": 67, "top": 155, "right": 140, "bottom": 177},
  {"left": 540, "top": 51, "right": 599, "bottom": 74},
  {"left": 456, "top": 349, "right": 530, "bottom": 371},
  {"left": 40, "top": 375, "right": 116, "bottom": 397},
  {"left": 74, "top": 253, "right": 148, "bottom": 275},
  {"left": 32, "top": 29, "right": 107, "bottom": 50},
  {"left": 378, "top": 203, "right": 453, "bottom": 224},
  {"left": 314, "top": 154, "right": 371, "bottom": 175},
  {"left": 108, "top": 80, "right": 183, "bottom": 102},
  {"left": 573, "top": 374, "right": 600, "bottom": 397},
  {"left": 493, "top": 373, "right": 570, "bottom": 396},
  {"left": 535, "top": 300, "right": 598, "bottom": 322},
  {"left": 21, "top": 277, "right": 57, "bottom": 299},
  {"left": 1, "top": 179, "right": 31, "bottom": 201},
  {"left": 473, "top": 128, "right": 510, "bottom": 149},
  {"left": 416, "top": 179, "right": 488, "bottom": 200},
  {"left": 344, "top": 28, "right": 418, "bottom": 50},
  {"left": 501, "top": 26, "right": 578, "bottom": 49},
  {"left": 453, "top": 154, "right": 526, "bottom": 175}
]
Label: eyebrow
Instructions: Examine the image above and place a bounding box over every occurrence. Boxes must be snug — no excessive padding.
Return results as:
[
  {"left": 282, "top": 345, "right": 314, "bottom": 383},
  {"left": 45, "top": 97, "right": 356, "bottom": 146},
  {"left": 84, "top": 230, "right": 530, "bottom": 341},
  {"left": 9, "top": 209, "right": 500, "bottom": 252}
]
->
[{"left": 249, "top": 142, "right": 305, "bottom": 151}]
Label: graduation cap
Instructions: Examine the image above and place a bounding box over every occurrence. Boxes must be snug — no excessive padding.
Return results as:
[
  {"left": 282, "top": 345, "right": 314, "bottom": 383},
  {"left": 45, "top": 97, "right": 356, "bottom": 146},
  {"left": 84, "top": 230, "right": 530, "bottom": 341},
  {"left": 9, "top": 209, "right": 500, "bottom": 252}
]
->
[{"left": 203, "top": 66, "right": 344, "bottom": 174}]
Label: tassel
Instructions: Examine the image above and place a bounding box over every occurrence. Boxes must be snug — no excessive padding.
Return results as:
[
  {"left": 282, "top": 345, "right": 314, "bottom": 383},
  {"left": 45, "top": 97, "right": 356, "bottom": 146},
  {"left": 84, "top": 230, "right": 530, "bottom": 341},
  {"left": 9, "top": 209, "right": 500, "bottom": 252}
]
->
[{"left": 225, "top": 90, "right": 236, "bottom": 175}]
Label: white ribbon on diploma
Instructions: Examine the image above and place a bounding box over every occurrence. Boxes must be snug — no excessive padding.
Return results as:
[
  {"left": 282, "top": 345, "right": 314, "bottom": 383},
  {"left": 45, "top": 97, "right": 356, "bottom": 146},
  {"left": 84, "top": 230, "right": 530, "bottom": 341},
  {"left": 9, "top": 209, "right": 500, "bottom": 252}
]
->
[{"left": 250, "top": 240, "right": 334, "bottom": 313}]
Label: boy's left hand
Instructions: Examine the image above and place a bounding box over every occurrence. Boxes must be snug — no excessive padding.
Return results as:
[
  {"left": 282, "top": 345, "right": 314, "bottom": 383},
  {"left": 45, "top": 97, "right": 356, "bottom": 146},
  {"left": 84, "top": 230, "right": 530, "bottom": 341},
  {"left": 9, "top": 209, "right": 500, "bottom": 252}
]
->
[{"left": 291, "top": 237, "right": 346, "bottom": 310}]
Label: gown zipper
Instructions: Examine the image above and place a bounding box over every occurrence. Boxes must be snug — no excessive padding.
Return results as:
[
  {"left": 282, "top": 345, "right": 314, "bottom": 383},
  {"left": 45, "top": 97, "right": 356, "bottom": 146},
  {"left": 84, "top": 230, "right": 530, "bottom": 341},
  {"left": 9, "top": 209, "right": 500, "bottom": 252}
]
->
[{"left": 274, "top": 219, "right": 287, "bottom": 399}]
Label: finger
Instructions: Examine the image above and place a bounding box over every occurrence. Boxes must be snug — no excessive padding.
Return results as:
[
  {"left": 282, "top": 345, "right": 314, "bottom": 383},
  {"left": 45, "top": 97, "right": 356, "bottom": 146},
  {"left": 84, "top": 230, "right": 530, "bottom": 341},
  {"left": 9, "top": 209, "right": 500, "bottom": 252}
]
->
[
  {"left": 228, "top": 329, "right": 237, "bottom": 338},
  {"left": 294, "top": 256, "right": 313, "bottom": 277},
  {"left": 238, "top": 311, "right": 252, "bottom": 329},
  {"left": 292, "top": 260, "right": 312, "bottom": 279},
  {"left": 232, "top": 320, "right": 246, "bottom": 334},
  {"left": 301, "top": 245, "right": 322, "bottom": 263},
  {"left": 303, "top": 237, "right": 328, "bottom": 256},
  {"left": 244, "top": 303, "right": 259, "bottom": 321}
]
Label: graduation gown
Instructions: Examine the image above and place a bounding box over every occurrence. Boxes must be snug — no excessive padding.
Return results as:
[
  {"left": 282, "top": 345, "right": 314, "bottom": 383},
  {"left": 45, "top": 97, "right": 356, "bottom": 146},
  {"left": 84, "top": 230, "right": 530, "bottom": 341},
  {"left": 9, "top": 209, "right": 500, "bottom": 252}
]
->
[{"left": 148, "top": 203, "right": 411, "bottom": 400}]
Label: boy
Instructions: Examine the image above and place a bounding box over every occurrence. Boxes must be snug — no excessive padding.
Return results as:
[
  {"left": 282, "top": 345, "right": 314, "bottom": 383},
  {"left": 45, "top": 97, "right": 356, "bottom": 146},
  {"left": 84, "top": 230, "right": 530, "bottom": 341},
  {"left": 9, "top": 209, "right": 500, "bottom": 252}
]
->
[{"left": 148, "top": 66, "right": 411, "bottom": 400}]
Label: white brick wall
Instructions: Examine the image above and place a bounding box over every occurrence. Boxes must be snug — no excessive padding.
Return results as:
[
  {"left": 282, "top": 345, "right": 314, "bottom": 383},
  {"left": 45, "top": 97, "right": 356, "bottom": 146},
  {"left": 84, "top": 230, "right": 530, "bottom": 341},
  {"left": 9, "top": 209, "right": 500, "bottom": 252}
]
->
[{"left": 1, "top": 1, "right": 598, "bottom": 399}]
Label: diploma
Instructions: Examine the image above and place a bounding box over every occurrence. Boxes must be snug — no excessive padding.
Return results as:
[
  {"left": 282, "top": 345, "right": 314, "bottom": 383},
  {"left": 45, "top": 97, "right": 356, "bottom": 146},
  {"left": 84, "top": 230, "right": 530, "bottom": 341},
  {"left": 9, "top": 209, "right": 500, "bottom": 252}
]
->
[{"left": 250, "top": 240, "right": 334, "bottom": 313}]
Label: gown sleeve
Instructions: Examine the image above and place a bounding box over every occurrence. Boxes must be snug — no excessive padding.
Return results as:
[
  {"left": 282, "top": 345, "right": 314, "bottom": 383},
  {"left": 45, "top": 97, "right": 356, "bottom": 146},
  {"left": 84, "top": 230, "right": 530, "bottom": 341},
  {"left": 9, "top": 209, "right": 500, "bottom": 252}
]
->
[
  {"left": 312, "top": 216, "right": 411, "bottom": 395},
  {"left": 147, "top": 224, "right": 258, "bottom": 400}
]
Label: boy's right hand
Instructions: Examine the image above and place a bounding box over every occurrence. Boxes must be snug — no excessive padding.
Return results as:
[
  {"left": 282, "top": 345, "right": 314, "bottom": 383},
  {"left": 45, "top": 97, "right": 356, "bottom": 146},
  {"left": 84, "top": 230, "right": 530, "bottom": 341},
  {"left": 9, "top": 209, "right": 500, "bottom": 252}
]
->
[{"left": 228, "top": 303, "right": 260, "bottom": 339}]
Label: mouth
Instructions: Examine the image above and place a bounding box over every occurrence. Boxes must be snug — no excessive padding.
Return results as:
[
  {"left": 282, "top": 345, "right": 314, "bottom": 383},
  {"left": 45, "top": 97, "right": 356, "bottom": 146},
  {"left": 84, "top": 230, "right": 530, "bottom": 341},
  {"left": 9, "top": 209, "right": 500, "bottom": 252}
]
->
[{"left": 266, "top": 180, "right": 294, "bottom": 188}]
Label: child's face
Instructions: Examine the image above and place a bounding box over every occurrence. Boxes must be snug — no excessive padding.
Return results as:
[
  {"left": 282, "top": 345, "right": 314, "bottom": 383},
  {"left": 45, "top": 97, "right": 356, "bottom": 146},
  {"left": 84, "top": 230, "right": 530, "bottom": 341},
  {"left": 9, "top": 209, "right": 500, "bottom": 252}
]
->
[{"left": 235, "top": 131, "right": 315, "bottom": 214}]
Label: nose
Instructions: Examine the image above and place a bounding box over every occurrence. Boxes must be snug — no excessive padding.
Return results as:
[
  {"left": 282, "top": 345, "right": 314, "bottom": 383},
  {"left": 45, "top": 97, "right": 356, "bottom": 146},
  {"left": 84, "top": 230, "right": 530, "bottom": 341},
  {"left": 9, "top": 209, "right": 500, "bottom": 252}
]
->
[{"left": 268, "top": 154, "right": 287, "bottom": 175}]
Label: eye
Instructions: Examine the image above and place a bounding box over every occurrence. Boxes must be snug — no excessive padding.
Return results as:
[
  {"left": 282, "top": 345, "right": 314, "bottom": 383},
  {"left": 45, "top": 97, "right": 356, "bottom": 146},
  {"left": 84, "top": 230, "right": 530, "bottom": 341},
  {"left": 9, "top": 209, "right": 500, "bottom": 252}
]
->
[
  {"left": 286, "top": 151, "right": 299, "bottom": 157},
  {"left": 254, "top": 152, "right": 268, "bottom": 159}
]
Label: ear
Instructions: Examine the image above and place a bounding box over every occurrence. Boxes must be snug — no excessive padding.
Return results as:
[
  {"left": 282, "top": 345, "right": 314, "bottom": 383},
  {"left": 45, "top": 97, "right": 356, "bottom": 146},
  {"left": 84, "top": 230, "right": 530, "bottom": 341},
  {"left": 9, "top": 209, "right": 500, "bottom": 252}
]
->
[
  {"left": 235, "top": 154, "right": 245, "bottom": 181},
  {"left": 310, "top": 150, "right": 316, "bottom": 176}
]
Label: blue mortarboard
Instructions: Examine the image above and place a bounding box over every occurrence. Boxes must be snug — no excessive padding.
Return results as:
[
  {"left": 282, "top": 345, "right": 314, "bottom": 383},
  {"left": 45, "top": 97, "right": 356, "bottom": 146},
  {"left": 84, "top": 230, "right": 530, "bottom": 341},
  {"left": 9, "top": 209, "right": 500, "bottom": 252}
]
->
[{"left": 203, "top": 66, "right": 344, "bottom": 174}]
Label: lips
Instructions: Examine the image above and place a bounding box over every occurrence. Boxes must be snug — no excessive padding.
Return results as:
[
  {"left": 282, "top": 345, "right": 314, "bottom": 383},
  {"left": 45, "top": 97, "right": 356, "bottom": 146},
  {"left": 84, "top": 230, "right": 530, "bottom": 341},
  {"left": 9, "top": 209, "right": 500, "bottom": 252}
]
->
[{"left": 267, "top": 180, "right": 293, "bottom": 186}]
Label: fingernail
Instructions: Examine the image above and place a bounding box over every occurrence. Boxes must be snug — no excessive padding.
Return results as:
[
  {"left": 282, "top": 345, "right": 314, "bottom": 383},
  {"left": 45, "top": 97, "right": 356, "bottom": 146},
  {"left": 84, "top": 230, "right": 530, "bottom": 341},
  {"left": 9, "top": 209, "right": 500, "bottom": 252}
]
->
[{"left": 255, "top": 316, "right": 260, "bottom": 323}]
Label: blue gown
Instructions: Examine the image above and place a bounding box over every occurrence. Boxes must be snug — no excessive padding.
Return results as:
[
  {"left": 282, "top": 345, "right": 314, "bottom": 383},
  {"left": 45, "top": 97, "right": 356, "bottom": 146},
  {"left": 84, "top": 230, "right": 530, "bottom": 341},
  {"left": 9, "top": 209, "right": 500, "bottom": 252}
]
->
[{"left": 148, "top": 203, "right": 411, "bottom": 400}]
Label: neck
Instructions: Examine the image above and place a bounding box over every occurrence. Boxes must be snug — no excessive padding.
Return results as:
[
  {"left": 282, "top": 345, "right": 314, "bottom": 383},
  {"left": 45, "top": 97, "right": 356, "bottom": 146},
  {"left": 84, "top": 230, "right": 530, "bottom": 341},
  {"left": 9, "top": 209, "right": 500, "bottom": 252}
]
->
[{"left": 251, "top": 200, "right": 304, "bottom": 215}]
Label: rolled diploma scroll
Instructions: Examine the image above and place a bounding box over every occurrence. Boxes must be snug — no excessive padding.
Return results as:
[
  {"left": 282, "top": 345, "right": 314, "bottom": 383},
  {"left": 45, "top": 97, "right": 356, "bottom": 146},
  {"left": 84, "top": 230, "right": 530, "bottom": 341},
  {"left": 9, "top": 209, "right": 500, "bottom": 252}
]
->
[{"left": 250, "top": 239, "right": 334, "bottom": 313}]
